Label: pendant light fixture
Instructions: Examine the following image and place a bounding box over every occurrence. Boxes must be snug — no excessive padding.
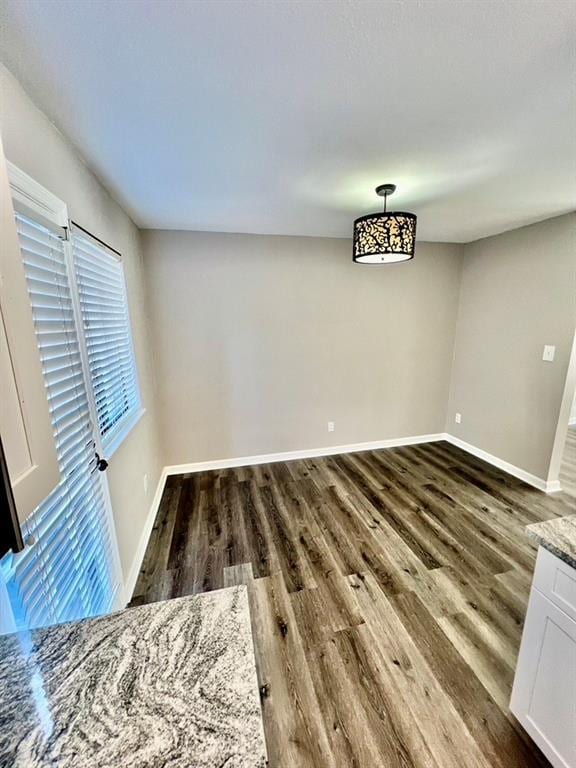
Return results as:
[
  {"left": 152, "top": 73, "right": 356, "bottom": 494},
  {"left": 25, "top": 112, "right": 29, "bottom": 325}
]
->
[{"left": 352, "top": 184, "right": 417, "bottom": 264}]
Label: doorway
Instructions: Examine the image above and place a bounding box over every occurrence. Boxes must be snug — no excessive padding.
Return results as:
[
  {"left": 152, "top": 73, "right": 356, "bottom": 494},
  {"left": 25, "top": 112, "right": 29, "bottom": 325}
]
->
[
  {"left": 548, "top": 328, "right": 576, "bottom": 496},
  {"left": 559, "top": 389, "right": 576, "bottom": 497}
]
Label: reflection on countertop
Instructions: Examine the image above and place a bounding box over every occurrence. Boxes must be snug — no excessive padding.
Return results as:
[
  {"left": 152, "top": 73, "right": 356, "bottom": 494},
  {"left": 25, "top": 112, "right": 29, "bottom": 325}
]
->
[{"left": 0, "top": 585, "right": 267, "bottom": 768}]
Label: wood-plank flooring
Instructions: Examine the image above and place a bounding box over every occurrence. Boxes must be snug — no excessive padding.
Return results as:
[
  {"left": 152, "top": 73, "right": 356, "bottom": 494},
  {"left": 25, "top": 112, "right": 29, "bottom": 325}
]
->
[
  {"left": 560, "top": 425, "right": 576, "bottom": 498},
  {"left": 131, "top": 441, "right": 575, "bottom": 767}
]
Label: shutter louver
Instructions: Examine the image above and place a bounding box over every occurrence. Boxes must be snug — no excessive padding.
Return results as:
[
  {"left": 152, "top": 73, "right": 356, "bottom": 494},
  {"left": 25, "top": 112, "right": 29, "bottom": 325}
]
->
[
  {"left": 2, "top": 213, "right": 119, "bottom": 630},
  {"left": 72, "top": 232, "right": 141, "bottom": 446}
]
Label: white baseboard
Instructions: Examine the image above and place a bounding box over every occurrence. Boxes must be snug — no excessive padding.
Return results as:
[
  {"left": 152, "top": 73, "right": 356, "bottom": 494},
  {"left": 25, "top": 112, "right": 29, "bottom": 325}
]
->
[
  {"left": 443, "top": 433, "right": 557, "bottom": 493},
  {"left": 117, "top": 467, "right": 168, "bottom": 609},
  {"left": 164, "top": 433, "right": 446, "bottom": 477}
]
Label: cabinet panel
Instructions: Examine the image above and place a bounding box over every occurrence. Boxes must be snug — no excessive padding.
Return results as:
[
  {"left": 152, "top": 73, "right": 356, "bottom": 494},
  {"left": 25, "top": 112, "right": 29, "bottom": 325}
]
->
[
  {"left": 511, "top": 580, "right": 576, "bottom": 768},
  {"left": 0, "top": 137, "right": 60, "bottom": 524},
  {"left": 0, "top": 313, "right": 31, "bottom": 481}
]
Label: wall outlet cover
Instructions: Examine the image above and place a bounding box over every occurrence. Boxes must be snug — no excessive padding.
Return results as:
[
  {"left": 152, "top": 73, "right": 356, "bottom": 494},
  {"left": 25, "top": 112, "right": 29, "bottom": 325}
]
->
[
  {"left": 542, "top": 345, "right": 556, "bottom": 362},
  {"left": 455, "top": 413, "right": 462, "bottom": 424}
]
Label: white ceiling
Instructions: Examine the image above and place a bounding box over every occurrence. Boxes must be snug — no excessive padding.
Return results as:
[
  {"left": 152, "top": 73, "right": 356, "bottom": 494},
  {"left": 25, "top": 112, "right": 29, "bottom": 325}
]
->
[{"left": 0, "top": 0, "right": 575, "bottom": 242}]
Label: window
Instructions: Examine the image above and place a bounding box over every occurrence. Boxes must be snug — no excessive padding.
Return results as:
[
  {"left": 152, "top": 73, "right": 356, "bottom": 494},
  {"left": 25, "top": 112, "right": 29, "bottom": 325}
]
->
[
  {"left": 1, "top": 212, "right": 121, "bottom": 630},
  {"left": 72, "top": 227, "right": 142, "bottom": 453}
]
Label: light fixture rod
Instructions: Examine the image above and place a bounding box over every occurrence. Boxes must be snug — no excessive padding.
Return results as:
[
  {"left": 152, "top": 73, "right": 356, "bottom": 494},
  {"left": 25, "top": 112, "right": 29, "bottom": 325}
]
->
[{"left": 375, "top": 183, "right": 396, "bottom": 214}]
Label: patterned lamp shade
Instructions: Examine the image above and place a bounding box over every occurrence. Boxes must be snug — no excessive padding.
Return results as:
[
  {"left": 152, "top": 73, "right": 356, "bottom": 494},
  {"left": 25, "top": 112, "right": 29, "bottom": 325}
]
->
[{"left": 352, "top": 211, "right": 417, "bottom": 264}]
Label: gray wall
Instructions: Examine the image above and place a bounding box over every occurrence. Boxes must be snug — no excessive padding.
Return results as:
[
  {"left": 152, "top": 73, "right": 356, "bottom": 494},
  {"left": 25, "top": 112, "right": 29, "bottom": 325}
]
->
[
  {"left": 447, "top": 213, "right": 576, "bottom": 479},
  {"left": 143, "top": 230, "right": 463, "bottom": 465},
  {"left": 0, "top": 65, "right": 163, "bottom": 584}
]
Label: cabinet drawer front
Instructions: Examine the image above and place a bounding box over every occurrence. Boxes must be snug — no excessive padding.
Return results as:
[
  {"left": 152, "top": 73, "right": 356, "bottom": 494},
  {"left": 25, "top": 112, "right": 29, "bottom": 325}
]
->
[{"left": 533, "top": 546, "right": 576, "bottom": 622}]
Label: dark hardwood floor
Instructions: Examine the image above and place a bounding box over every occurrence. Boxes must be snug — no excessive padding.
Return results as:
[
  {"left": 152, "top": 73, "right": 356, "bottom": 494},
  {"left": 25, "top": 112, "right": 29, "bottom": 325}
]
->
[{"left": 131, "top": 440, "right": 575, "bottom": 767}]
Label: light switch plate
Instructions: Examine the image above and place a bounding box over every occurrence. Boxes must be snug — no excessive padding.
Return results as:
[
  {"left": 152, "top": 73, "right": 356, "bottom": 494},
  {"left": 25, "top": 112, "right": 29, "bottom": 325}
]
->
[{"left": 542, "top": 345, "right": 556, "bottom": 362}]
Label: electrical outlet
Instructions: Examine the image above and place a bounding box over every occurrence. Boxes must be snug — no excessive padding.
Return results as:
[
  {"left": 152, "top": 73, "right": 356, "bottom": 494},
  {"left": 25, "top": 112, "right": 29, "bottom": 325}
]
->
[
  {"left": 328, "top": 421, "right": 335, "bottom": 433},
  {"left": 143, "top": 473, "right": 149, "bottom": 495},
  {"left": 455, "top": 413, "right": 462, "bottom": 424}
]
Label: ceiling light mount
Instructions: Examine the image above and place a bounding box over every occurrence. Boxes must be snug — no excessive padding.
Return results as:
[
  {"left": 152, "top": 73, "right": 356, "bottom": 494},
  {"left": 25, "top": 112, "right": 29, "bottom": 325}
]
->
[
  {"left": 352, "top": 183, "right": 416, "bottom": 264},
  {"left": 375, "top": 183, "right": 396, "bottom": 198}
]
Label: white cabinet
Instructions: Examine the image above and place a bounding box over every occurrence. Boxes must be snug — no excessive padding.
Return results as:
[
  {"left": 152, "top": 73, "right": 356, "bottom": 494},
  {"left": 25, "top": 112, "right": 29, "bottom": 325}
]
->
[
  {"left": 0, "top": 136, "right": 60, "bottom": 525},
  {"left": 510, "top": 547, "right": 576, "bottom": 768}
]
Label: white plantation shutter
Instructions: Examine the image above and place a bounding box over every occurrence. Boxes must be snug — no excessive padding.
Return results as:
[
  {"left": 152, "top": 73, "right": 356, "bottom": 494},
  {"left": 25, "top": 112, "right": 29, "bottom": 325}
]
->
[
  {"left": 72, "top": 229, "right": 141, "bottom": 449},
  {"left": 1, "top": 212, "right": 120, "bottom": 630}
]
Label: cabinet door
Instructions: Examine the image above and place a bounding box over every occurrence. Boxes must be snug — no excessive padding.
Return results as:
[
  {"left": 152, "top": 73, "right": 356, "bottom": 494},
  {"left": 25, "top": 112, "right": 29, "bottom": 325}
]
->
[
  {"left": 0, "top": 136, "right": 59, "bottom": 524},
  {"left": 510, "top": 586, "right": 576, "bottom": 768}
]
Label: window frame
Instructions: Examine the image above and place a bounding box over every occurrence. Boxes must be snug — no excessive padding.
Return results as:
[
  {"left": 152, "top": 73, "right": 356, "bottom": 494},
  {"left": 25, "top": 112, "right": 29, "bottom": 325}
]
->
[
  {"left": 8, "top": 162, "right": 145, "bottom": 461},
  {"left": 1, "top": 161, "right": 150, "bottom": 626},
  {"left": 1, "top": 194, "right": 124, "bottom": 630}
]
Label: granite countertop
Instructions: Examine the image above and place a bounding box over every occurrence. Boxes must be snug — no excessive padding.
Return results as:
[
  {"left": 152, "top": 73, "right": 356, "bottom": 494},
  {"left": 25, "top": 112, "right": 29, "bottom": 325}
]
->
[
  {"left": 526, "top": 514, "right": 576, "bottom": 569},
  {"left": 0, "top": 586, "right": 267, "bottom": 768}
]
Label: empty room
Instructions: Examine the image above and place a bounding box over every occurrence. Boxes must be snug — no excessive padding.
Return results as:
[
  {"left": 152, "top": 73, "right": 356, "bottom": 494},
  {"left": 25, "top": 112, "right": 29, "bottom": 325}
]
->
[{"left": 0, "top": 1, "right": 575, "bottom": 767}]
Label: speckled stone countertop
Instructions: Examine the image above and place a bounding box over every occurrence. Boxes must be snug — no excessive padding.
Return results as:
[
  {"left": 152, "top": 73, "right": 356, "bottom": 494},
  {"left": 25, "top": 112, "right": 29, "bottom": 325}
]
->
[
  {"left": 0, "top": 586, "right": 267, "bottom": 767},
  {"left": 527, "top": 514, "right": 576, "bottom": 569}
]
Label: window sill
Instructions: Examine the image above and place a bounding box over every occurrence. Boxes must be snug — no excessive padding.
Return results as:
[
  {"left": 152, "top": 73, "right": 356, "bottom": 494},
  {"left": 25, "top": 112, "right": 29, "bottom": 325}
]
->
[{"left": 102, "top": 407, "right": 146, "bottom": 460}]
